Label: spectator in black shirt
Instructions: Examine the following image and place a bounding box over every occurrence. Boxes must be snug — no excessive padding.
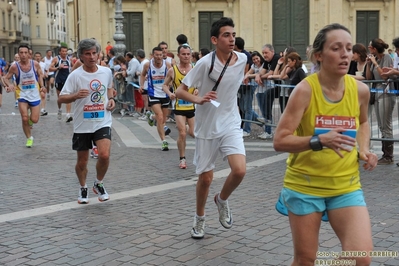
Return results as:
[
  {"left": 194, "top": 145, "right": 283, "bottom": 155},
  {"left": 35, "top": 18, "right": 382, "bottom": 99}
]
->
[{"left": 255, "top": 44, "right": 280, "bottom": 137}]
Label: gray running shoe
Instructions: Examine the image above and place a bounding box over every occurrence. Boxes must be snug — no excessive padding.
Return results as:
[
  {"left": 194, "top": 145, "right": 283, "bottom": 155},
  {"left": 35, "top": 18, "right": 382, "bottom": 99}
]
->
[
  {"left": 214, "top": 193, "right": 233, "bottom": 229},
  {"left": 190, "top": 215, "right": 205, "bottom": 239}
]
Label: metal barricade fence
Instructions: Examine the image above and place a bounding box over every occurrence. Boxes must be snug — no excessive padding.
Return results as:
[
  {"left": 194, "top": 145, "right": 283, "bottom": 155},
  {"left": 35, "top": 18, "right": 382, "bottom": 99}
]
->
[
  {"left": 363, "top": 79, "right": 399, "bottom": 143},
  {"left": 241, "top": 78, "right": 399, "bottom": 144},
  {"left": 114, "top": 76, "right": 136, "bottom": 117}
]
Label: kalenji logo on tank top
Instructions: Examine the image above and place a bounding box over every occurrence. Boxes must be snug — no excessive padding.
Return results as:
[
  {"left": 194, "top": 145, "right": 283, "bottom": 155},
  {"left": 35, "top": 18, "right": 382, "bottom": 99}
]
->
[{"left": 314, "top": 115, "right": 357, "bottom": 138}]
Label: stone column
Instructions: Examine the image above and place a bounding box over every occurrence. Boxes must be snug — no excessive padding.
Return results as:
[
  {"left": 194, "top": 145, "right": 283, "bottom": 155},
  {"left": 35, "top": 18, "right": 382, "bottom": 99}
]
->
[{"left": 113, "top": 0, "right": 126, "bottom": 56}]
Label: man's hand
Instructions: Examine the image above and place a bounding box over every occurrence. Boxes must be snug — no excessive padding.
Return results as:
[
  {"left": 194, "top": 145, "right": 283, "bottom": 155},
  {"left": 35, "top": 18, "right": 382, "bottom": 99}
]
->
[
  {"left": 5, "top": 84, "right": 15, "bottom": 93},
  {"left": 197, "top": 91, "right": 217, "bottom": 105},
  {"left": 75, "top": 89, "right": 90, "bottom": 100},
  {"left": 107, "top": 98, "right": 115, "bottom": 111}
]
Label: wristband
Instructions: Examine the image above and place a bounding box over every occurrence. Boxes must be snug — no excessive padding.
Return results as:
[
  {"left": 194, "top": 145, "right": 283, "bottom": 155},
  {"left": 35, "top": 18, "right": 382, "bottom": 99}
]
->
[{"left": 109, "top": 97, "right": 115, "bottom": 101}]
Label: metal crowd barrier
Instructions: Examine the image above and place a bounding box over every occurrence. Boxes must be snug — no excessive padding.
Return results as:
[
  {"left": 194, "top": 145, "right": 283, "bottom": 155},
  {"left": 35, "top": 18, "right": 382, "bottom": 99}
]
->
[
  {"left": 240, "top": 78, "right": 399, "bottom": 143},
  {"left": 114, "top": 76, "right": 137, "bottom": 117}
]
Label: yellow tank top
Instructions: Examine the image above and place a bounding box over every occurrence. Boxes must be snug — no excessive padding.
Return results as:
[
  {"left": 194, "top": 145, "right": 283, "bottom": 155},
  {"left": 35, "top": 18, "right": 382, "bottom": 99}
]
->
[
  {"left": 284, "top": 74, "right": 361, "bottom": 197},
  {"left": 172, "top": 65, "right": 195, "bottom": 111}
]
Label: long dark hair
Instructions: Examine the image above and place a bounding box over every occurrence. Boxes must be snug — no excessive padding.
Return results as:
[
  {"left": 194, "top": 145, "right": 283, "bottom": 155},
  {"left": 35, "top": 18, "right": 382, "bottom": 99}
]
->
[{"left": 251, "top": 51, "right": 264, "bottom": 67}]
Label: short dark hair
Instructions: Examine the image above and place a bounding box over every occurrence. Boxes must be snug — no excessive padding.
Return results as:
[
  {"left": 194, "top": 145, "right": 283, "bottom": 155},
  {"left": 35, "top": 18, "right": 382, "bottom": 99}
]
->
[
  {"left": 192, "top": 51, "right": 200, "bottom": 61},
  {"left": 200, "top": 48, "right": 210, "bottom": 57},
  {"left": 210, "top": 17, "right": 234, "bottom": 38},
  {"left": 392, "top": 37, "right": 399, "bottom": 49},
  {"left": 235, "top": 37, "right": 245, "bottom": 50},
  {"left": 18, "top": 44, "right": 30, "bottom": 52},
  {"left": 152, "top": 46, "right": 163, "bottom": 54},
  {"left": 108, "top": 48, "right": 115, "bottom": 56},
  {"left": 158, "top": 41, "right": 168, "bottom": 48},
  {"left": 176, "top": 34, "right": 188, "bottom": 45},
  {"left": 125, "top": 52, "right": 133, "bottom": 59},
  {"left": 34, "top": 52, "right": 42, "bottom": 56},
  {"left": 177, "top": 43, "right": 191, "bottom": 54}
]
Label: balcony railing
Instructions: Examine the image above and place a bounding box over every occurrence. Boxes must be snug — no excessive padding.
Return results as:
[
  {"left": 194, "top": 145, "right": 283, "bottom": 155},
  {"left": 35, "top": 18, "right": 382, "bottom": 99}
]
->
[
  {"left": 50, "top": 39, "right": 60, "bottom": 47},
  {"left": 7, "top": 30, "right": 22, "bottom": 43}
]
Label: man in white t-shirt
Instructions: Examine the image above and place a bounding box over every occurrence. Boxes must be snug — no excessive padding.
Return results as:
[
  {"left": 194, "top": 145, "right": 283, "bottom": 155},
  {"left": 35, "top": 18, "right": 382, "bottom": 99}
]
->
[
  {"left": 176, "top": 17, "right": 247, "bottom": 239},
  {"left": 136, "top": 49, "right": 150, "bottom": 120},
  {"left": 34, "top": 52, "right": 48, "bottom": 116},
  {"left": 58, "top": 38, "right": 115, "bottom": 204}
]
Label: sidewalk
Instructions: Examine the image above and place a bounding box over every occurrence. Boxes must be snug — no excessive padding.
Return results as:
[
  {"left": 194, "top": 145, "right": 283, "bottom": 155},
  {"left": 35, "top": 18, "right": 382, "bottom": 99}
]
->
[{"left": 0, "top": 91, "right": 398, "bottom": 265}]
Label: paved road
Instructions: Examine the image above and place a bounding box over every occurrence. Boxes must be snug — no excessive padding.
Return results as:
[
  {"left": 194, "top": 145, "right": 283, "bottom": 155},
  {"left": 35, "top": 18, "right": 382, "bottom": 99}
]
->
[{"left": 0, "top": 91, "right": 398, "bottom": 266}]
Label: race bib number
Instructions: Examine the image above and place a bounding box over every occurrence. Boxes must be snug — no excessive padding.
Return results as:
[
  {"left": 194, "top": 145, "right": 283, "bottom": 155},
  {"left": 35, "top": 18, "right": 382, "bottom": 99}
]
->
[
  {"left": 21, "top": 81, "right": 36, "bottom": 90},
  {"left": 177, "top": 99, "right": 192, "bottom": 107},
  {"left": 83, "top": 104, "right": 105, "bottom": 121}
]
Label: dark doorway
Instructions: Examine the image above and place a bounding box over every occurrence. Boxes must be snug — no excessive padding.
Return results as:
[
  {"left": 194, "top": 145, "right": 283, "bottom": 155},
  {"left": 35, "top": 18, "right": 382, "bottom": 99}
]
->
[
  {"left": 356, "top": 11, "right": 379, "bottom": 46},
  {"left": 123, "top": 12, "right": 144, "bottom": 54},
  {"left": 198, "top": 12, "right": 223, "bottom": 51},
  {"left": 272, "top": 0, "right": 309, "bottom": 58}
]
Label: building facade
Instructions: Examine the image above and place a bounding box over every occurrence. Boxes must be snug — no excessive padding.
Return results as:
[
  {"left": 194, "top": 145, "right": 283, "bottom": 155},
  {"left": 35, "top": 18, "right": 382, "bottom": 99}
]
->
[
  {"left": 0, "top": 0, "right": 67, "bottom": 62},
  {"left": 67, "top": 0, "right": 399, "bottom": 58}
]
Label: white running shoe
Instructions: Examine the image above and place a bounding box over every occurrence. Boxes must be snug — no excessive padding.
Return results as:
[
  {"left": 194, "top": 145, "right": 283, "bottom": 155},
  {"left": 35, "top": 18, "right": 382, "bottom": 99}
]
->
[
  {"left": 92, "top": 182, "right": 109, "bottom": 202},
  {"left": 78, "top": 187, "right": 89, "bottom": 204},
  {"left": 242, "top": 131, "right": 251, "bottom": 138},
  {"left": 258, "top": 132, "right": 273, "bottom": 140},
  {"left": 179, "top": 158, "right": 187, "bottom": 169},
  {"left": 190, "top": 215, "right": 205, "bottom": 239},
  {"left": 57, "top": 110, "right": 62, "bottom": 120},
  {"left": 214, "top": 193, "right": 233, "bottom": 229}
]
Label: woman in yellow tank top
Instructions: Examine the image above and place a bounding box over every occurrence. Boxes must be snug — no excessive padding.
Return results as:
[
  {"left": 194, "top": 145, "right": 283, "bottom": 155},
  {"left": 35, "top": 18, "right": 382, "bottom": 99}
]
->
[{"left": 273, "top": 24, "right": 378, "bottom": 266}]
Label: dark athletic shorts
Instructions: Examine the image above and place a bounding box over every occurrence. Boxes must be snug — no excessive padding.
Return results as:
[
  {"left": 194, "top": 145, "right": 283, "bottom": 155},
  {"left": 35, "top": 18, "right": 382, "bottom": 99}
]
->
[
  {"left": 174, "top": 110, "right": 195, "bottom": 119},
  {"left": 148, "top": 96, "right": 170, "bottom": 108},
  {"left": 72, "top": 127, "right": 111, "bottom": 151},
  {"left": 56, "top": 82, "right": 65, "bottom": 91}
]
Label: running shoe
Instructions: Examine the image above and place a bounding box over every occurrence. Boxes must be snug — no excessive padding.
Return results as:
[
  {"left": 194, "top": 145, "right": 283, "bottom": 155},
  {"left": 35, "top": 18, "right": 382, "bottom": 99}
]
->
[
  {"left": 377, "top": 157, "right": 393, "bottom": 165},
  {"left": 161, "top": 140, "right": 169, "bottom": 151},
  {"left": 164, "top": 126, "right": 171, "bottom": 136},
  {"left": 138, "top": 115, "right": 147, "bottom": 121},
  {"left": 28, "top": 118, "right": 33, "bottom": 127},
  {"left": 190, "top": 215, "right": 205, "bottom": 239},
  {"left": 179, "top": 158, "right": 187, "bottom": 169},
  {"left": 40, "top": 110, "right": 48, "bottom": 116},
  {"left": 66, "top": 115, "right": 73, "bottom": 123},
  {"left": 214, "top": 193, "right": 233, "bottom": 229},
  {"left": 26, "top": 137, "right": 33, "bottom": 148},
  {"left": 242, "top": 131, "right": 251, "bottom": 138},
  {"left": 78, "top": 187, "right": 89, "bottom": 204},
  {"left": 57, "top": 110, "right": 62, "bottom": 120},
  {"left": 47, "top": 94, "right": 50, "bottom": 101},
  {"left": 146, "top": 111, "right": 154, "bottom": 126},
  {"left": 15, "top": 100, "right": 18, "bottom": 108},
  {"left": 92, "top": 182, "right": 109, "bottom": 202},
  {"left": 258, "top": 132, "right": 273, "bottom": 140},
  {"left": 90, "top": 147, "right": 99, "bottom": 159}
]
